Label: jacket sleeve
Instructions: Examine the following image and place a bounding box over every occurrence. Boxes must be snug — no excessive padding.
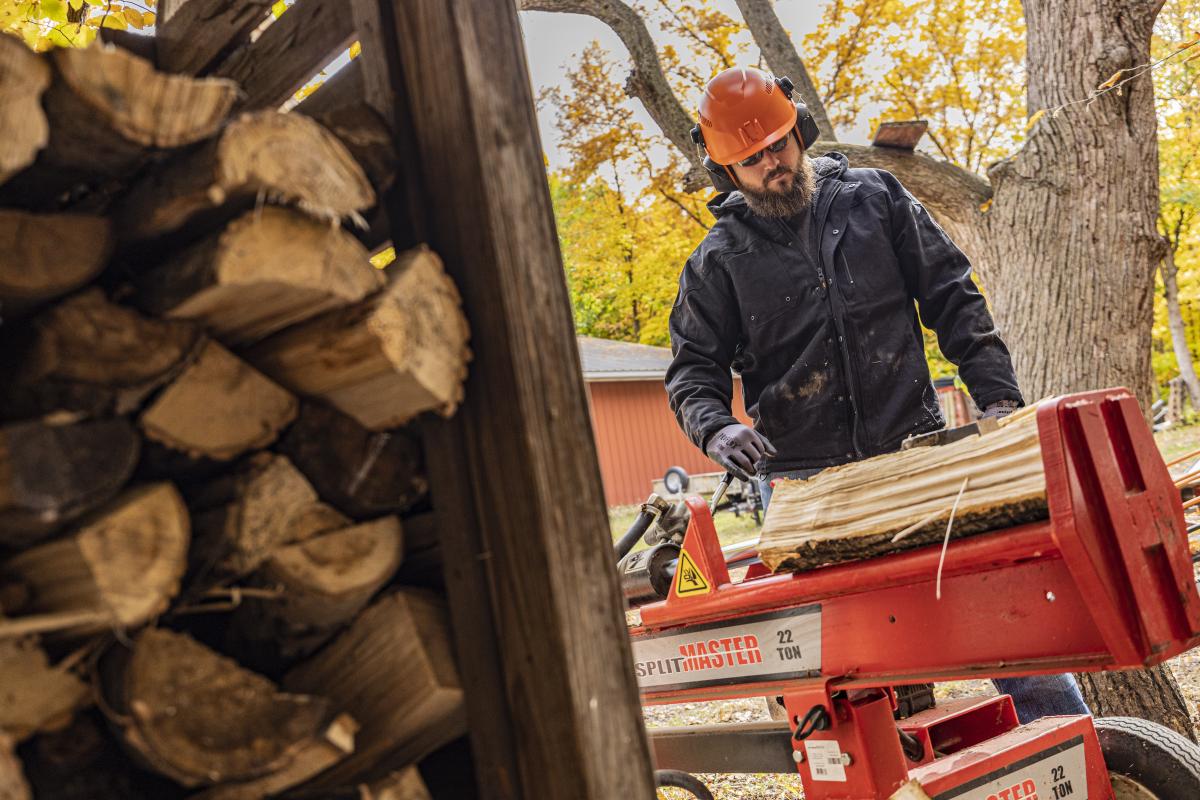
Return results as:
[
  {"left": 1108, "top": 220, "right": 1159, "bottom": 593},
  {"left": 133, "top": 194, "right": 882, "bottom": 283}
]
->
[
  {"left": 884, "top": 173, "right": 1024, "bottom": 409},
  {"left": 665, "top": 251, "right": 741, "bottom": 451}
]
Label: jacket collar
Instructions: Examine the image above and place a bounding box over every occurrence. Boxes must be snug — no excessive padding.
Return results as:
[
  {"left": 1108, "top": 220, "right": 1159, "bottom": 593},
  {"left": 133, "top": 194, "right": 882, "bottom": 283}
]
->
[{"left": 706, "top": 153, "right": 850, "bottom": 244}]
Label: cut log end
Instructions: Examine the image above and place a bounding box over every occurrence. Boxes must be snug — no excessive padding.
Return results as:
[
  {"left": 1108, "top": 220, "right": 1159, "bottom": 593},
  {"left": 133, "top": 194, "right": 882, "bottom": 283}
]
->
[
  {"left": 0, "top": 209, "right": 111, "bottom": 310},
  {"left": 0, "top": 733, "right": 31, "bottom": 800},
  {"left": 107, "top": 628, "right": 335, "bottom": 788},
  {"left": 0, "top": 34, "right": 50, "bottom": 186},
  {"left": 0, "top": 637, "right": 89, "bottom": 742},
  {"left": 140, "top": 340, "right": 297, "bottom": 462}
]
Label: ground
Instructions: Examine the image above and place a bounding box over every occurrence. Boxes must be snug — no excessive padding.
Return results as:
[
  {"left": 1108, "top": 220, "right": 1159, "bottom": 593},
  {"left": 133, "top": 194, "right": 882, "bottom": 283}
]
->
[{"left": 621, "top": 423, "right": 1200, "bottom": 799}]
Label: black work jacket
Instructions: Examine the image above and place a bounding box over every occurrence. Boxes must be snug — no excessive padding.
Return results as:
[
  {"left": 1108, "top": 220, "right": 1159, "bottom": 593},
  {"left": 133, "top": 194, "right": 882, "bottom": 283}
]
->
[{"left": 665, "top": 153, "right": 1022, "bottom": 474}]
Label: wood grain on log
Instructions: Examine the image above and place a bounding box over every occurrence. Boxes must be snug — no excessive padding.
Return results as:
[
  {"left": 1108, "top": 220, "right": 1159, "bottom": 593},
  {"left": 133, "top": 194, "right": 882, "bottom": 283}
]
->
[
  {"left": 102, "top": 627, "right": 338, "bottom": 787},
  {"left": 156, "top": 0, "right": 275, "bottom": 76},
  {"left": 284, "top": 590, "right": 465, "bottom": 788},
  {"left": 135, "top": 207, "right": 383, "bottom": 346},
  {"left": 757, "top": 409, "right": 1047, "bottom": 572},
  {"left": 0, "top": 34, "right": 49, "bottom": 187},
  {"left": 276, "top": 400, "right": 427, "bottom": 519},
  {"left": 0, "top": 209, "right": 112, "bottom": 316},
  {"left": 302, "top": 102, "right": 397, "bottom": 196},
  {"left": 216, "top": 0, "right": 355, "bottom": 113},
  {"left": 187, "top": 454, "right": 332, "bottom": 581},
  {"left": 0, "top": 289, "right": 204, "bottom": 420},
  {"left": 227, "top": 516, "right": 402, "bottom": 671},
  {"left": 0, "top": 636, "right": 88, "bottom": 741},
  {"left": 0, "top": 483, "right": 189, "bottom": 638},
  {"left": 116, "top": 111, "right": 375, "bottom": 243},
  {"left": 246, "top": 246, "right": 470, "bottom": 431},
  {"left": 0, "top": 733, "right": 30, "bottom": 800},
  {"left": 362, "top": 768, "right": 432, "bottom": 800},
  {"left": 4, "top": 43, "right": 237, "bottom": 207},
  {"left": 0, "top": 417, "right": 140, "bottom": 549},
  {"left": 140, "top": 340, "right": 297, "bottom": 463}
]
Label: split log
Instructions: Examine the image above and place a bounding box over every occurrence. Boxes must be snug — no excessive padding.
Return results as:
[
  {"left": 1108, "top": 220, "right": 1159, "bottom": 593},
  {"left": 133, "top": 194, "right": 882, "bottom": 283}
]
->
[
  {"left": 156, "top": 0, "right": 276, "bottom": 76},
  {"left": 100, "top": 628, "right": 340, "bottom": 788},
  {"left": 246, "top": 247, "right": 471, "bottom": 431},
  {"left": 758, "top": 409, "right": 1047, "bottom": 572},
  {"left": 226, "top": 516, "right": 403, "bottom": 671},
  {"left": 0, "top": 288, "right": 204, "bottom": 420},
  {"left": 116, "top": 111, "right": 375, "bottom": 244},
  {"left": 0, "top": 34, "right": 49, "bottom": 186},
  {"left": 284, "top": 590, "right": 466, "bottom": 788},
  {"left": 0, "top": 734, "right": 30, "bottom": 800},
  {"left": 135, "top": 207, "right": 384, "bottom": 346},
  {"left": 363, "top": 769, "right": 433, "bottom": 800},
  {"left": 3, "top": 43, "right": 236, "bottom": 206},
  {"left": 0, "top": 417, "right": 140, "bottom": 549},
  {"left": 0, "top": 209, "right": 112, "bottom": 317},
  {"left": 0, "top": 636, "right": 88, "bottom": 740},
  {"left": 303, "top": 102, "right": 397, "bottom": 196},
  {"left": 276, "top": 400, "right": 427, "bottom": 519},
  {"left": 186, "top": 453, "right": 334, "bottom": 581},
  {"left": 139, "top": 339, "right": 297, "bottom": 464},
  {"left": 0, "top": 483, "right": 189, "bottom": 638}
]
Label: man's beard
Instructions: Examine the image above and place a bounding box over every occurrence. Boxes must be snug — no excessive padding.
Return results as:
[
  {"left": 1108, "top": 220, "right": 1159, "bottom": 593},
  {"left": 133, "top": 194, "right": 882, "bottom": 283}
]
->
[{"left": 741, "top": 156, "right": 816, "bottom": 218}]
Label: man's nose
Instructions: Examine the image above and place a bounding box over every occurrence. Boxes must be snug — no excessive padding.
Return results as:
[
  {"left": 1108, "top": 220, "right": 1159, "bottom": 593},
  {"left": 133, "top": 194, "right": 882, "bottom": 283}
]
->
[{"left": 759, "top": 148, "right": 781, "bottom": 170}]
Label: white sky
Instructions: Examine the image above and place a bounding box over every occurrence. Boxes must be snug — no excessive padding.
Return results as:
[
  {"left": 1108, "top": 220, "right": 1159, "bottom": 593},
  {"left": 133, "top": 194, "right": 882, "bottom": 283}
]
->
[{"left": 517, "top": 0, "right": 880, "bottom": 175}]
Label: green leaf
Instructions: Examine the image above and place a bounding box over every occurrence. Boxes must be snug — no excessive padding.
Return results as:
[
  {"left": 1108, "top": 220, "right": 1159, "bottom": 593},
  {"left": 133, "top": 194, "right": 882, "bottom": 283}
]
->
[
  {"left": 41, "top": 0, "right": 68, "bottom": 23},
  {"left": 271, "top": 0, "right": 288, "bottom": 18}
]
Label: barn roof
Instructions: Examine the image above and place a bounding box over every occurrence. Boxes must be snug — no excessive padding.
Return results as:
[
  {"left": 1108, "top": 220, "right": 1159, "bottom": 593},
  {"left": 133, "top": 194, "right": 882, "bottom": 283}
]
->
[{"left": 577, "top": 336, "right": 672, "bottom": 381}]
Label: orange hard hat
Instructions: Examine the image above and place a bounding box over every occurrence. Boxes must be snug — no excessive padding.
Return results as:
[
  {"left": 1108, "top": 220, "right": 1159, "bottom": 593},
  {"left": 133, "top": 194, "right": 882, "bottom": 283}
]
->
[{"left": 696, "top": 67, "right": 797, "bottom": 166}]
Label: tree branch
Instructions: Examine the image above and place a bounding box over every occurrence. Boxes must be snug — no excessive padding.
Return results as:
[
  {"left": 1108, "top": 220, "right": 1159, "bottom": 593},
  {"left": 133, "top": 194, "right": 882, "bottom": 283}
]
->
[
  {"left": 731, "top": 0, "right": 836, "bottom": 139},
  {"left": 519, "top": 0, "right": 708, "bottom": 190}
]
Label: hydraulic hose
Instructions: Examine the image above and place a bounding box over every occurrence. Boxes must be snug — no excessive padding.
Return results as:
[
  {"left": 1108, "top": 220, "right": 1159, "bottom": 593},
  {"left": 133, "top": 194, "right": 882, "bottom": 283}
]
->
[
  {"left": 614, "top": 508, "right": 656, "bottom": 562},
  {"left": 653, "top": 770, "right": 714, "bottom": 800}
]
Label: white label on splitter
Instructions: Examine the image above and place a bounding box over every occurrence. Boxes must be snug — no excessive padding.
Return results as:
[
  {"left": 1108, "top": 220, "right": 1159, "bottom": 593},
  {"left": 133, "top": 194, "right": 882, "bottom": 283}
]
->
[
  {"left": 933, "top": 736, "right": 1087, "bottom": 800},
  {"left": 631, "top": 604, "right": 821, "bottom": 692},
  {"left": 805, "top": 740, "right": 848, "bottom": 782}
]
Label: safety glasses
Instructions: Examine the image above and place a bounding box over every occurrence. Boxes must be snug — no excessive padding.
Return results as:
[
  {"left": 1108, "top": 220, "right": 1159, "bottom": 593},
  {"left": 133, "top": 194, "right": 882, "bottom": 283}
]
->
[{"left": 736, "top": 134, "right": 791, "bottom": 168}]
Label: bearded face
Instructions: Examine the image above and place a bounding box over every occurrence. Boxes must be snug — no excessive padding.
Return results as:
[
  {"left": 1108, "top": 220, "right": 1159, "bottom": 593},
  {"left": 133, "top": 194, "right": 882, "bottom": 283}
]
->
[{"left": 739, "top": 156, "right": 817, "bottom": 219}]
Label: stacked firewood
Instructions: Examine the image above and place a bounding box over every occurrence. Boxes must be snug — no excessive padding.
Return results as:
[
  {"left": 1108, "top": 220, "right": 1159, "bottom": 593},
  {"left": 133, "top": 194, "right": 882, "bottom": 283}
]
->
[{"left": 0, "top": 35, "right": 471, "bottom": 800}]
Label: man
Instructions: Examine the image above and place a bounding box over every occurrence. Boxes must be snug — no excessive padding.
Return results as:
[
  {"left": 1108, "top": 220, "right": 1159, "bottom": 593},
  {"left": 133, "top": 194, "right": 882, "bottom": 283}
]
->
[{"left": 665, "top": 66, "right": 1086, "bottom": 722}]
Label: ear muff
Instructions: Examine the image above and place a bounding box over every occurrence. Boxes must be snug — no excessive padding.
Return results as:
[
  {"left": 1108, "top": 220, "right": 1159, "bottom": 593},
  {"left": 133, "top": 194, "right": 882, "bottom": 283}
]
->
[{"left": 702, "top": 154, "right": 738, "bottom": 194}]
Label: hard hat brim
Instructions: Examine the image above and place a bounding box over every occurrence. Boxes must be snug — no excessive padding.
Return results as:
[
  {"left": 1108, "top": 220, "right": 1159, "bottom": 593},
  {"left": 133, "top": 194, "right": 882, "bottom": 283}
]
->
[{"left": 709, "top": 115, "right": 796, "bottom": 166}]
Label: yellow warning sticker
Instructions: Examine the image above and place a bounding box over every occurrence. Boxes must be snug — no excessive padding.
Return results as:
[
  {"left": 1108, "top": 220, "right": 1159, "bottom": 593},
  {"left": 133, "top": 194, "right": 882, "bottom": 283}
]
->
[{"left": 675, "top": 549, "right": 712, "bottom": 596}]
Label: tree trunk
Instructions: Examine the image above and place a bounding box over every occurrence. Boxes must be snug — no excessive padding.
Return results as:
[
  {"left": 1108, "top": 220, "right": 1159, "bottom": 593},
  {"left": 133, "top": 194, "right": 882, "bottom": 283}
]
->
[
  {"left": 731, "top": 0, "right": 835, "bottom": 139},
  {"left": 1161, "top": 243, "right": 1200, "bottom": 409},
  {"left": 981, "top": 0, "right": 1191, "bottom": 737}
]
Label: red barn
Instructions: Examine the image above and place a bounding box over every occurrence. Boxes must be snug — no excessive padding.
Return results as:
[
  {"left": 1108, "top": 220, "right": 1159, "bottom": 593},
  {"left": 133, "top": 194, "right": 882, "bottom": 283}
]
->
[{"left": 578, "top": 337, "right": 750, "bottom": 506}]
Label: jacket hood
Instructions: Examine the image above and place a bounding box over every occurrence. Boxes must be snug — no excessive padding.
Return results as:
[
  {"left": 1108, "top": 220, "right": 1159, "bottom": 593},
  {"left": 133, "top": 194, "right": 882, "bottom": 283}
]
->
[{"left": 706, "top": 152, "right": 849, "bottom": 220}]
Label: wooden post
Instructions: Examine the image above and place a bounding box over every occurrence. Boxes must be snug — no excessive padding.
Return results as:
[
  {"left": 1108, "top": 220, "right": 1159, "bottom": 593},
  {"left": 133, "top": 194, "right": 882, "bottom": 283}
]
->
[{"left": 358, "top": 1, "right": 656, "bottom": 797}]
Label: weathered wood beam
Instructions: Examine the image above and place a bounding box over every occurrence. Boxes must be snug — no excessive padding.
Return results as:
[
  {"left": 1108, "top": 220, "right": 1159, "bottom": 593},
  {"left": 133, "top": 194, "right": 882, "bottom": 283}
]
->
[
  {"left": 157, "top": 0, "right": 275, "bottom": 75},
  {"left": 215, "top": 0, "right": 356, "bottom": 112},
  {"left": 369, "top": 0, "right": 657, "bottom": 795}
]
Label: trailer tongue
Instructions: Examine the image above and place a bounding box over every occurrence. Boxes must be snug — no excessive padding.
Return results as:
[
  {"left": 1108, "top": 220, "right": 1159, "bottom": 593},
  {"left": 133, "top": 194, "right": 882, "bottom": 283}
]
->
[{"left": 627, "top": 389, "right": 1200, "bottom": 799}]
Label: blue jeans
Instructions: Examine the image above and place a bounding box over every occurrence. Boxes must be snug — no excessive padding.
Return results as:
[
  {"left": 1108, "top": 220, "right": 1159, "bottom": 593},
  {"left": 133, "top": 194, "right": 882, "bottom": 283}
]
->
[{"left": 759, "top": 470, "right": 1090, "bottom": 723}]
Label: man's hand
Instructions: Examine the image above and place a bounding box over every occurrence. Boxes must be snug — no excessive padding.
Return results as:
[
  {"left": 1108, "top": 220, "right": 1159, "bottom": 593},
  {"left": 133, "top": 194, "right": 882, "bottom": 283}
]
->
[{"left": 705, "top": 423, "right": 777, "bottom": 481}]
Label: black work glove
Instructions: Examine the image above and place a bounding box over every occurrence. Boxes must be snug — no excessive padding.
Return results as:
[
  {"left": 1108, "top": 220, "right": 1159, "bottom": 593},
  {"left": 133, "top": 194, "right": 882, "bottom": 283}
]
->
[
  {"left": 981, "top": 399, "right": 1021, "bottom": 420},
  {"left": 705, "top": 423, "right": 776, "bottom": 481}
]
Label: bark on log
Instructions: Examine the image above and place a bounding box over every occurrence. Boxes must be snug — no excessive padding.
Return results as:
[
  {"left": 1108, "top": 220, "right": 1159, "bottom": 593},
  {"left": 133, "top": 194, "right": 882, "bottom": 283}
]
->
[
  {"left": 284, "top": 590, "right": 466, "bottom": 789},
  {"left": 302, "top": 102, "right": 398, "bottom": 196},
  {"left": 276, "top": 400, "right": 427, "bottom": 520},
  {"left": 0, "top": 483, "right": 189, "bottom": 638},
  {"left": 0, "top": 417, "right": 140, "bottom": 550},
  {"left": 135, "top": 207, "right": 384, "bottom": 346},
  {"left": 101, "top": 627, "right": 339, "bottom": 787},
  {"left": 0, "top": 209, "right": 112, "bottom": 318},
  {"left": 758, "top": 410, "right": 1045, "bottom": 572},
  {"left": 0, "top": 34, "right": 49, "bottom": 187},
  {"left": 0, "top": 734, "right": 30, "bottom": 800},
  {"left": 115, "top": 111, "right": 375, "bottom": 244},
  {"left": 0, "top": 288, "right": 204, "bottom": 420},
  {"left": 3, "top": 43, "right": 236, "bottom": 207},
  {"left": 139, "top": 340, "right": 297, "bottom": 464},
  {"left": 186, "top": 453, "right": 330, "bottom": 582},
  {"left": 0, "top": 636, "right": 88, "bottom": 741},
  {"left": 226, "top": 516, "right": 403, "bottom": 672},
  {"left": 1077, "top": 666, "right": 1197, "bottom": 743},
  {"left": 246, "top": 246, "right": 470, "bottom": 431}
]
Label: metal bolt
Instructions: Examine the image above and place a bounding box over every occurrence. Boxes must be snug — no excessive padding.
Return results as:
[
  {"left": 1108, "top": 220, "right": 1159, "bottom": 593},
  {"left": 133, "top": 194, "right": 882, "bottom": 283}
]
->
[
  {"left": 832, "top": 229, "right": 840, "bottom": 234},
  {"left": 839, "top": 753, "right": 853, "bottom": 766},
  {"left": 1046, "top": 591, "right": 1056, "bottom": 602},
  {"left": 793, "top": 750, "right": 805, "bottom": 763}
]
